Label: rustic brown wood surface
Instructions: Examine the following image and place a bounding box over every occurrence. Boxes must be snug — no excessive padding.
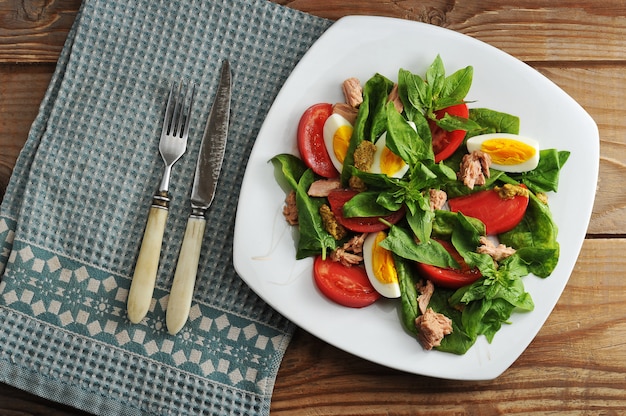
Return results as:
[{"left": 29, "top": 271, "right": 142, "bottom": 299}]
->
[{"left": 1, "top": 0, "right": 625, "bottom": 414}]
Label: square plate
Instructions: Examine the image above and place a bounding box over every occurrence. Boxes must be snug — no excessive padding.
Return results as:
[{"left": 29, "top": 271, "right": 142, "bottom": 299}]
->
[{"left": 233, "top": 15, "right": 598, "bottom": 380}]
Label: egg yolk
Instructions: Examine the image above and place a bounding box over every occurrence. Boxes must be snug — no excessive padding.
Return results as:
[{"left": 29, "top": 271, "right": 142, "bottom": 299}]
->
[
  {"left": 332, "top": 125, "right": 353, "bottom": 163},
  {"left": 480, "top": 138, "right": 536, "bottom": 165},
  {"left": 380, "top": 147, "right": 406, "bottom": 176},
  {"left": 371, "top": 231, "right": 398, "bottom": 285}
]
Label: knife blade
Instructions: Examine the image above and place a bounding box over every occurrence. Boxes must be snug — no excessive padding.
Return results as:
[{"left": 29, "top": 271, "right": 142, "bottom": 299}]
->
[{"left": 166, "top": 60, "right": 232, "bottom": 335}]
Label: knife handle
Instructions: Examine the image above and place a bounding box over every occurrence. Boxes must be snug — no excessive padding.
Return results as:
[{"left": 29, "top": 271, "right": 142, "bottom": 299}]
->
[
  {"left": 166, "top": 215, "right": 206, "bottom": 335},
  {"left": 127, "top": 204, "right": 169, "bottom": 324}
]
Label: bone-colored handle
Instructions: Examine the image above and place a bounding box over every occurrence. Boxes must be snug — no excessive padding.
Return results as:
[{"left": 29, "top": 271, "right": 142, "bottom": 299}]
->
[
  {"left": 166, "top": 216, "right": 206, "bottom": 335},
  {"left": 127, "top": 206, "right": 168, "bottom": 323}
]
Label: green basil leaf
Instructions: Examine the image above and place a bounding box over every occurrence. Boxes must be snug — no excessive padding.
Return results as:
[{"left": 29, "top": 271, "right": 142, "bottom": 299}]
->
[
  {"left": 435, "top": 113, "right": 482, "bottom": 132},
  {"left": 426, "top": 54, "right": 446, "bottom": 101},
  {"left": 442, "top": 65, "right": 473, "bottom": 103},
  {"left": 386, "top": 102, "right": 432, "bottom": 166},
  {"left": 397, "top": 68, "right": 423, "bottom": 120},
  {"left": 406, "top": 205, "right": 434, "bottom": 244},
  {"left": 380, "top": 226, "right": 459, "bottom": 268}
]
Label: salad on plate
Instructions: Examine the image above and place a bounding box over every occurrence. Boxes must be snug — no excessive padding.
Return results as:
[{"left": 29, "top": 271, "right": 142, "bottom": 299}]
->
[{"left": 271, "top": 55, "right": 570, "bottom": 355}]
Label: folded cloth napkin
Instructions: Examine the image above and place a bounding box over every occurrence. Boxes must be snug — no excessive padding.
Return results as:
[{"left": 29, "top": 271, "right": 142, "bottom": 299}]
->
[{"left": 0, "top": 0, "right": 332, "bottom": 414}]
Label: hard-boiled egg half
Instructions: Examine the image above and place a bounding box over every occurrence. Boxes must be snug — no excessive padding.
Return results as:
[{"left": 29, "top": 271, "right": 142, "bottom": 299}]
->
[
  {"left": 322, "top": 113, "right": 409, "bottom": 178},
  {"left": 323, "top": 113, "right": 354, "bottom": 173},
  {"left": 370, "top": 132, "right": 409, "bottom": 178},
  {"left": 362, "top": 231, "right": 401, "bottom": 298},
  {"left": 466, "top": 133, "right": 540, "bottom": 173}
]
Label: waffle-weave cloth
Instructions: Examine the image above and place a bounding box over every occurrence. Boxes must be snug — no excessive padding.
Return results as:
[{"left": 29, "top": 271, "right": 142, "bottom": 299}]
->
[{"left": 0, "top": 0, "right": 331, "bottom": 414}]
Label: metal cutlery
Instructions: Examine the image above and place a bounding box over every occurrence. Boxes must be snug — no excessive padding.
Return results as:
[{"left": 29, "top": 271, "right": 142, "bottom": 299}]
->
[
  {"left": 127, "top": 82, "right": 195, "bottom": 324},
  {"left": 166, "top": 60, "right": 232, "bottom": 335}
]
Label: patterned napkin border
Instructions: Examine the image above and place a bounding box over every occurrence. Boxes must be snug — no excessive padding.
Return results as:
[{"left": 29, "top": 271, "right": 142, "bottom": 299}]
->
[{"left": 0, "top": 0, "right": 332, "bottom": 415}]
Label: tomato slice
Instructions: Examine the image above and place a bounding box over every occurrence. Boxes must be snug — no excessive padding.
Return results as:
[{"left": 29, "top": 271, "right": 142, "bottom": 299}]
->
[
  {"left": 448, "top": 186, "right": 529, "bottom": 235},
  {"left": 415, "top": 239, "right": 482, "bottom": 289},
  {"left": 327, "top": 189, "right": 405, "bottom": 233},
  {"left": 297, "top": 103, "right": 340, "bottom": 178},
  {"left": 313, "top": 256, "right": 380, "bottom": 308},
  {"left": 429, "top": 103, "right": 469, "bottom": 163}
]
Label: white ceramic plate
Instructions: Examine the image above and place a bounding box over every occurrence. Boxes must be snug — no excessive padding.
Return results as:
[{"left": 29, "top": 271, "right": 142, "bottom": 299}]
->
[{"left": 233, "top": 16, "right": 598, "bottom": 380}]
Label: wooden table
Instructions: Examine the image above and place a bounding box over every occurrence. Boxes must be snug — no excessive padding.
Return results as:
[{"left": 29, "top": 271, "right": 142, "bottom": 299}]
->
[{"left": 1, "top": 0, "right": 625, "bottom": 414}]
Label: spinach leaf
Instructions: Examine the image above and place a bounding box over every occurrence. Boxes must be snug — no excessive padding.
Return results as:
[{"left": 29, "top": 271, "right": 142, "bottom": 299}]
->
[
  {"left": 432, "top": 210, "right": 486, "bottom": 239},
  {"left": 394, "top": 254, "right": 420, "bottom": 336},
  {"left": 270, "top": 153, "right": 308, "bottom": 189},
  {"left": 499, "top": 193, "right": 560, "bottom": 277},
  {"left": 429, "top": 288, "right": 476, "bottom": 354},
  {"left": 294, "top": 169, "right": 337, "bottom": 259},
  {"left": 341, "top": 73, "right": 394, "bottom": 184},
  {"left": 468, "top": 108, "right": 520, "bottom": 137},
  {"left": 341, "top": 191, "right": 395, "bottom": 217},
  {"left": 512, "top": 149, "right": 571, "bottom": 193},
  {"left": 270, "top": 154, "right": 336, "bottom": 259}
]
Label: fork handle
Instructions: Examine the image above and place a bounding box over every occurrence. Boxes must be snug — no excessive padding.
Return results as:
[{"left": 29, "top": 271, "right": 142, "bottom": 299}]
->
[
  {"left": 127, "top": 199, "right": 169, "bottom": 324},
  {"left": 166, "top": 215, "right": 206, "bottom": 335}
]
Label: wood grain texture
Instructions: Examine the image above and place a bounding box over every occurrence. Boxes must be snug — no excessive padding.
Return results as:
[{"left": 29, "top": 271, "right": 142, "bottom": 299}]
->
[
  {"left": 0, "top": 0, "right": 82, "bottom": 62},
  {"left": 278, "top": 0, "right": 626, "bottom": 62},
  {"left": 1, "top": 0, "right": 625, "bottom": 415}
]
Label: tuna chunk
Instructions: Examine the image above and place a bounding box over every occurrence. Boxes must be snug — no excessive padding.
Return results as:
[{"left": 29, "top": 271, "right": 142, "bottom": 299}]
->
[
  {"left": 458, "top": 150, "right": 491, "bottom": 189},
  {"left": 307, "top": 179, "right": 342, "bottom": 197},
  {"left": 342, "top": 77, "right": 363, "bottom": 108},
  {"left": 415, "top": 308, "right": 453, "bottom": 350}
]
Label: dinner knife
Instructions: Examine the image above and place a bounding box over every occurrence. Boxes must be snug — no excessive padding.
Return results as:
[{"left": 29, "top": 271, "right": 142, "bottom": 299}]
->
[{"left": 166, "top": 60, "right": 232, "bottom": 335}]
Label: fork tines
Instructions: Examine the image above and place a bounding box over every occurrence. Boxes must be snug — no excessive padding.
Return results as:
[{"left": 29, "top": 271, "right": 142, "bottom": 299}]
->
[{"left": 164, "top": 82, "right": 196, "bottom": 139}]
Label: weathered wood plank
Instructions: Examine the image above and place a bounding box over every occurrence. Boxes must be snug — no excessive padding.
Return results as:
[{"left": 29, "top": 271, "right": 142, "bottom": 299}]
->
[
  {"left": 0, "top": 0, "right": 82, "bottom": 62},
  {"left": 279, "top": 0, "right": 626, "bottom": 62},
  {"left": 2, "top": 0, "right": 626, "bottom": 63}
]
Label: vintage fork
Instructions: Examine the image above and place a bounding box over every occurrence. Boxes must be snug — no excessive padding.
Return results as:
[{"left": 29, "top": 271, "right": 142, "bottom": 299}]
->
[{"left": 127, "top": 82, "right": 195, "bottom": 324}]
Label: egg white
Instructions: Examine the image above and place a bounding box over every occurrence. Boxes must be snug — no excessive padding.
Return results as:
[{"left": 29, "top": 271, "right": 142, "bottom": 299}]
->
[
  {"left": 323, "top": 113, "right": 353, "bottom": 173},
  {"left": 362, "top": 231, "right": 401, "bottom": 298},
  {"left": 466, "top": 133, "right": 540, "bottom": 173}
]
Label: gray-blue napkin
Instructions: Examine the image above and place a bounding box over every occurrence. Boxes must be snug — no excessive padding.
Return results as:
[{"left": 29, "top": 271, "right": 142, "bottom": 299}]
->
[{"left": 0, "top": 0, "right": 332, "bottom": 414}]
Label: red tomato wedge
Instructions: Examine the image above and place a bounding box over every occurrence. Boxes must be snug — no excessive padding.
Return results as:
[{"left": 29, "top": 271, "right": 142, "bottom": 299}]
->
[
  {"left": 415, "top": 239, "right": 482, "bottom": 289},
  {"left": 297, "top": 103, "right": 340, "bottom": 178},
  {"left": 429, "top": 103, "right": 469, "bottom": 163},
  {"left": 327, "top": 189, "right": 405, "bottom": 233},
  {"left": 313, "top": 256, "right": 380, "bottom": 308},
  {"left": 448, "top": 186, "right": 529, "bottom": 235}
]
